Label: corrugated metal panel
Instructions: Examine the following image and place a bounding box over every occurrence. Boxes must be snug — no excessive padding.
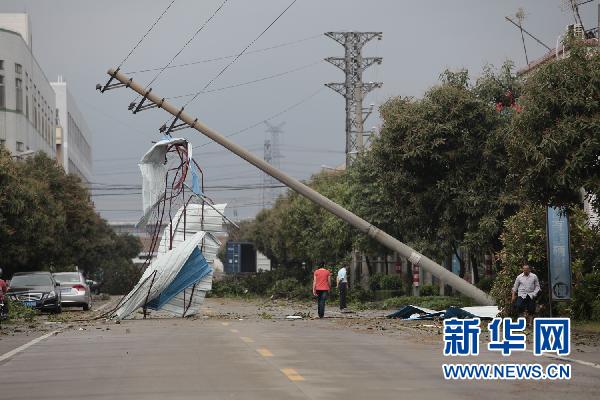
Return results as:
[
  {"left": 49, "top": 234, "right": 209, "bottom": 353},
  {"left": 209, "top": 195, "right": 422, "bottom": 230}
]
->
[{"left": 113, "top": 232, "right": 206, "bottom": 319}]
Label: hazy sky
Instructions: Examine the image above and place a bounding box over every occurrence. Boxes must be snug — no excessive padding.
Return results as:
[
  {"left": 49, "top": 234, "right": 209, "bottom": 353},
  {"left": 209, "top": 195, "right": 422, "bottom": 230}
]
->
[{"left": 1, "top": 0, "right": 597, "bottom": 222}]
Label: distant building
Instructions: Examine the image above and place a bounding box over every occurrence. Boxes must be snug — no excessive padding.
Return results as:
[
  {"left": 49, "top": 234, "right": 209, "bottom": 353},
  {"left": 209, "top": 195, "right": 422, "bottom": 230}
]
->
[
  {"left": 0, "top": 14, "right": 56, "bottom": 158},
  {"left": 0, "top": 13, "right": 93, "bottom": 182},
  {"left": 51, "top": 77, "right": 93, "bottom": 182}
]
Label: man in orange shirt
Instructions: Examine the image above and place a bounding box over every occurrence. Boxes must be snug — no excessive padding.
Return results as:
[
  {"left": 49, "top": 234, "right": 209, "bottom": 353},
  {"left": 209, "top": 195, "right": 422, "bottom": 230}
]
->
[{"left": 312, "top": 262, "right": 331, "bottom": 318}]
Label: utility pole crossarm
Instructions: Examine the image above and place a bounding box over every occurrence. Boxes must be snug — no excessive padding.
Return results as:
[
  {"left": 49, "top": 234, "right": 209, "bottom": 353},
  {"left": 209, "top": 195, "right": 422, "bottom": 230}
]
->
[
  {"left": 98, "top": 68, "right": 495, "bottom": 306},
  {"left": 360, "top": 82, "right": 383, "bottom": 95},
  {"left": 359, "top": 57, "right": 383, "bottom": 71},
  {"left": 324, "top": 57, "right": 347, "bottom": 71},
  {"left": 324, "top": 82, "right": 347, "bottom": 97}
]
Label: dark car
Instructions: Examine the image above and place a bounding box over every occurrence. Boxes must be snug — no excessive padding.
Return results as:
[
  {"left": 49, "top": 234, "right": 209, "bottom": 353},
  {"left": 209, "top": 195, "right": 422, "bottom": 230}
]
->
[{"left": 7, "top": 272, "right": 62, "bottom": 313}]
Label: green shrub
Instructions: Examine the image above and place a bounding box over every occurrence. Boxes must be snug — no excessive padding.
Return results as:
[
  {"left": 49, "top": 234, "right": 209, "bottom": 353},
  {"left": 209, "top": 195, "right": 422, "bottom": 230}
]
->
[
  {"left": 368, "top": 273, "right": 384, "bottom": 291},
  {"left": 369, "top": 273, "right": 403, "bottom": 291},
  {"left": 347, "top": 286, "right": 374, "bottom": 303},
  {"left": 380, "top": 274, "right": 403, "bottom": 290},
  {"left": 210, "top": 277, "right": 248, "bottom": 297},
  {"left": 571, "top": 272, "right": 600, "bottom": 321},
  {"left": 475, "top": 276, "right": 495, "bottom": 292},
  {"left": 7, "top": 300, "right": 38, "bottom": 321},
  {"left": 269, "top": 278, "right": 300, "bottom": 299},
  {"left": 420, "top": 284, "right": 440, "bottom": 296}
]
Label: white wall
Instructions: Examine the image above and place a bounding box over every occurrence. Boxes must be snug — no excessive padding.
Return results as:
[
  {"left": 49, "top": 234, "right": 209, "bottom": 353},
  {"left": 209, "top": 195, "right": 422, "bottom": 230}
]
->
[
  {"left": 51, "top": 79, "right": 93, "bottom": 182},
  {"left": 0, "top": 26, "right": 56, "bottom": 157},
  {"left": 0, "top": 13, "right": 31, "bottom": 46}
]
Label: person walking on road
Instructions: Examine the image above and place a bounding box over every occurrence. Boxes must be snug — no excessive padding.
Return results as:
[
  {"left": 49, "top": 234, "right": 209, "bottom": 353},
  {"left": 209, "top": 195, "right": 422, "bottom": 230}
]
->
[
  {"left": 313, "top": 262, "right": 331, "bottom": 318},
  {"left": 512, "top": 263, "right": 540, "bottom": 327},
  {"left": 337, "top": 266, "right": 348, "bottom": 310}
]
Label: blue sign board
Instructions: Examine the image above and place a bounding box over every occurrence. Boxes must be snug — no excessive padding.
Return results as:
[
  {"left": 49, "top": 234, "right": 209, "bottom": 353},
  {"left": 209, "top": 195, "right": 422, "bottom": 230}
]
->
[
  {"left": 546, "top": 207, "right": 572, "bottom": 300},
  {"left": 451, "top": 254, "right": 461, "bottom": 275}
]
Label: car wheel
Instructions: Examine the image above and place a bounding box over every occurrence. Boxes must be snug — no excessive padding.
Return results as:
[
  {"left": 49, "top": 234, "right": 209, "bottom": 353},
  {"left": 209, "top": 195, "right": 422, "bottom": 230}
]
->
[{"left": 83, "top": 302, "right": 90, "bottom": 311}]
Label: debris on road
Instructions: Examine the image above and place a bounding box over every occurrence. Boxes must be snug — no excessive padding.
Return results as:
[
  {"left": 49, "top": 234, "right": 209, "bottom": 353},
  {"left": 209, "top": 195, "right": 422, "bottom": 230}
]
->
[{"left": 387, "top": 304, "right": 499, "bottom": 320}]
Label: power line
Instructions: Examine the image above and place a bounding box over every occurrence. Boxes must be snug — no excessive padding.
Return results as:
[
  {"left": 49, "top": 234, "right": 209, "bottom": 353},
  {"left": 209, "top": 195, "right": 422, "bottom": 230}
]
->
[
  {"left": 124, "top": 34, "right": 322, "bottom": 74},
  {"left": 138, "top": 0, "right": 229, "bottom": 97},
  {"left": 193, "top": 86, "right": 325, "bottom": 149},
  {"left": 166, "top": 60, "right": 321, "bottom": 100},
  {"left": 117, "top": 0, "right": 177, "bottom": 68},
  {"left": 180, "top": 0, "right": 299, "bottom": 110}
]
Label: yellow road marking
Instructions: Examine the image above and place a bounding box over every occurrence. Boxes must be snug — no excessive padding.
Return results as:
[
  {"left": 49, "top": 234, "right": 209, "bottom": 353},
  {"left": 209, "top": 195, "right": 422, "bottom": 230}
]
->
[
  {"left": 240, "top": 336, "right": 254, "bottom": 343},
  {"left": 221, "top": 322, "right": 229, "bottom": 326},
  {"left": 257, "top": 348, "right": 273, "bottom": 357},
  {"left": 230, "top": 329, "right": 239, "bottom": 333},
  {"left": 281, "top": 368, "right": 305, "bottom": 381}
]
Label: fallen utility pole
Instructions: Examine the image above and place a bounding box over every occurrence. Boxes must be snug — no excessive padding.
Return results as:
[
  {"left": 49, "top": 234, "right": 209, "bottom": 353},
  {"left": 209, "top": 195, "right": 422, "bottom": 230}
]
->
[{"left": 99, "top": 68, "right": 494, "bottom": 305}]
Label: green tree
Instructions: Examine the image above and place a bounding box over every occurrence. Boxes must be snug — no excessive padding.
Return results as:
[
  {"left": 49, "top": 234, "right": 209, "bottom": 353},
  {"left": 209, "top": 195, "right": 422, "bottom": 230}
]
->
[
  {"left": 351, "top": 68, "right": 513, "bottom": 279},
  {"left": 236, "top": 172, "right": 353, "bottom": 267},
  {"left": 0, "top": 148, "right": 142, "bottom": 294},
  {"left": 506, "top": 40, "right": 600, "bottom": 213}
]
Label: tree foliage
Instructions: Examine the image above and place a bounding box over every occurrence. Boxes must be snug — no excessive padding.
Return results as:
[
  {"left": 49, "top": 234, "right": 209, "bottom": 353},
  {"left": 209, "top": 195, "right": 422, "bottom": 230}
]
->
[
  {"left": 506, "top": 41, "right": 600, "bottom": 212},
  {"left": 235, "top": 172, "right": 353, "bottom": 267},
  {"left": 0, "top": 148, "right": 141, "bottom": 293},
  {"left": 349, "top": 66, "right": 515, "bottom": 275}
]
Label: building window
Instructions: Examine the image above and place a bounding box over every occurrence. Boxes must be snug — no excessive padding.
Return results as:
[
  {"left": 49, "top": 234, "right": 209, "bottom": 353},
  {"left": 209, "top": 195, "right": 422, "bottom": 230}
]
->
[
  {"left": 25, "top": 87, "right": 29, "bottom": 118},
  {"left": 15, "top": 63, "right": 22, "bottom": 74},
  {"left": 16, "top": 141, "right": 24, "bottom": 152},
  {"left": 15, "top": 78, "right": 23, "bottom": 113},
  {"left": 0, "top": 60, "right": 3, "bottom": 70},
  {"left": 0, "top": 139, "right": 5, "bottom": 148},
  {"left": 0, "top": 75, "right": 4, "bottom": 108}
]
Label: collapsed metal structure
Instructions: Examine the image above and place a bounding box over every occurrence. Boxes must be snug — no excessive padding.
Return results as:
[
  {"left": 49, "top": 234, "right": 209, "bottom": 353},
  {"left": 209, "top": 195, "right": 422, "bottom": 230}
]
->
[{"left": 105, "top": 137, "right": 228, "bottom": 319}]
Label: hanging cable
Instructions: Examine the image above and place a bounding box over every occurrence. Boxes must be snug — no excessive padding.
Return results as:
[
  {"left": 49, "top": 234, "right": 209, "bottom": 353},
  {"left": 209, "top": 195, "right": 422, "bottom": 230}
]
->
[
  {"left": 165, "top": 60, "right": 321, "bottom": 100},
  {"left": 125, "top": 34, "right": 321, "bottom": 74},
  {"left": 117, "top": 0, "right": 177, "bottom": 69},
  {"left": 181, "top": 0, "right": 299, "bottom": 110},
  {"left": 136, "top": 0, "right": 229, "bottom": 100},
  {"left": 193, "top": 86, "right": 325, "bottom": 149}
]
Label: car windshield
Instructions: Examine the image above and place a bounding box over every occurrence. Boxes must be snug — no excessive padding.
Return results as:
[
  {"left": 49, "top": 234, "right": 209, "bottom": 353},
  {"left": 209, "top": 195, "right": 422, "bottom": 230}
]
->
[
  {"left": 53, "top": 273, "right": 81, "bottom": 283},
  {"left": 10, "top": 274, "right": 53, "bottom": 287}
]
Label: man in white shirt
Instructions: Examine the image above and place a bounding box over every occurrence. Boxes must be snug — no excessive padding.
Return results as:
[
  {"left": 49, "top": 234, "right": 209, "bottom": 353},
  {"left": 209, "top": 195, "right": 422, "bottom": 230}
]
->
[
  {"left": 512, "top": 263, "right": 541, "bottom": 326},
  {"left": 337, "top": 266, "right": 348, "bottom": 310}
]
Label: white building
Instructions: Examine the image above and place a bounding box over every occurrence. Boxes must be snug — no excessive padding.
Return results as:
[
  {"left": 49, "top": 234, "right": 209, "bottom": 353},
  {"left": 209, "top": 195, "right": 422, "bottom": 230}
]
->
[
  {"left": 0, "top": 14, "right": 56, "bottom": 157},
  {"left": 51, "top": 77, "right": 93, "bottom": 182},
  {"left": 0, "top": 13, "right": 93, "bottom": 182}
]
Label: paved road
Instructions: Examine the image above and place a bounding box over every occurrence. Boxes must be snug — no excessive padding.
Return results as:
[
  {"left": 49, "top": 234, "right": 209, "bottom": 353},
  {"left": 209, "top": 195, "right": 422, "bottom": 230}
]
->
[{"left": 0, "top": 302, "right": 599, "bottom": 400}]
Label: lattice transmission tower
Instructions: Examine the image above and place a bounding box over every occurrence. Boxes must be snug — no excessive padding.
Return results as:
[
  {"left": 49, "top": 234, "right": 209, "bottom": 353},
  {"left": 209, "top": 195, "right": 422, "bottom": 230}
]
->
[
  {"left": 325, "top": 31, "right": 382, "bottom": 166},
  {"left": 261, "top": 121, "right": 285, "bottom": 208}
]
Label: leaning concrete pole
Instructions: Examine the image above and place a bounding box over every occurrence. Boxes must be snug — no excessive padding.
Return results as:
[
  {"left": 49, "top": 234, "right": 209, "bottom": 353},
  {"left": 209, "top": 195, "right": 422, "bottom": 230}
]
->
[{"left": 104, "top": 68, "right": 494, "bottom": 305}]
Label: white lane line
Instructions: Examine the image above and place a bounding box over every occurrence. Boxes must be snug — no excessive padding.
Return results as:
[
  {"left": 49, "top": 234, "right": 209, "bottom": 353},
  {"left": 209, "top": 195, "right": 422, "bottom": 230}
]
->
[
  {"left": 525, "top": 350, "right": 600, "bottom": 369},
  {"left": 0, "top": 330, "right": 61, "bottom": 363}
]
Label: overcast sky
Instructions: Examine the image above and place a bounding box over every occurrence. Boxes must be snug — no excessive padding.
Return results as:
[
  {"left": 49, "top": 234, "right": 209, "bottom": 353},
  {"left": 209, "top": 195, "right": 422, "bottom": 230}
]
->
[{"left": 2, "top": 0, "right": 597, "bottom": 222}]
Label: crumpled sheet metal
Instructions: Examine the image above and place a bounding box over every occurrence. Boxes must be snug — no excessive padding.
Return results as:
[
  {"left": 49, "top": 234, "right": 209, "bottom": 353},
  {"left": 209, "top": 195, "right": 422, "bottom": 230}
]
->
[
  {"left": 138, "top": 137, "right": 189, "bottom": 216},
  {"left": 112, "top": 232, "right": 207, "bottom": 320},
  {"left": 387, "top": 304, "right": 499, "bottom": 320}
]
